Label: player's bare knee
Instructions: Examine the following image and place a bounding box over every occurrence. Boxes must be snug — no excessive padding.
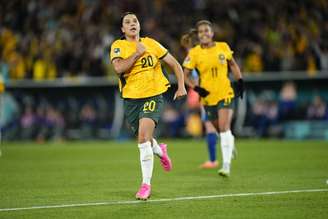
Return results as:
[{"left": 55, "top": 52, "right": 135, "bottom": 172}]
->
[
  {"left": 219, "top": 124, "right": 229, "bottom": 132},
  {"left": 138, "top": 132, "right": 151, "bottom": 144},
  {"left": 138, "top": 135, "right": 147, "bottom": 144}
]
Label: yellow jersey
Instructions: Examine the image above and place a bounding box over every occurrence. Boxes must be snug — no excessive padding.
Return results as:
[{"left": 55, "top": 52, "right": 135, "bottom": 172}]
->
[
  {"left": 110, "top": 37, "right": 170, "bottom": 99},
  {"left": 183, "top": 42, "right": 234, "bottom": 106}
]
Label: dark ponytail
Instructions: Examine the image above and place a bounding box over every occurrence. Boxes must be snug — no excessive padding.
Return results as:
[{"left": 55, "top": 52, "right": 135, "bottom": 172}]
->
[
  {"left": 180, "top": 28, "right": 198, "bottom": 50},
  {"left": 181, "top": 20, "right": 214, "bottom": 49}
]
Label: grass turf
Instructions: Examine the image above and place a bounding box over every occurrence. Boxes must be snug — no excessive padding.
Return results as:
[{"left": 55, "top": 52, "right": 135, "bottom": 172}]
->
[{"left": 0, "top": 139, "right": 327, "bottom": 218}]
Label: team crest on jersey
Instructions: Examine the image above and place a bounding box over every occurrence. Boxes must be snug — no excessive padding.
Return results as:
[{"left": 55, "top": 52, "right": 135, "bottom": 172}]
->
[
  {"left": 218, "top": 54, "right": 225, "bottom": 64},
  {"left": 114, "top": 48, "right": 120, "bottom": 55}
]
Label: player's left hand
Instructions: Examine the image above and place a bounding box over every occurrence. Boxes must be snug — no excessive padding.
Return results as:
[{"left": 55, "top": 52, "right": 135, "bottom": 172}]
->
[
  {"left": 174, "top": 86, "right": 187, "bottom": 100},
  {"left": 235, "top": 79, "right": 245, "bottom": 99}
]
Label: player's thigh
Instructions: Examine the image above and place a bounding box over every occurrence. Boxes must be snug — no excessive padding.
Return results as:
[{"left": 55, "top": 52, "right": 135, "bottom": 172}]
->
[
  {"left": 138, "top": 118, "right": 156, "bottom": 143},
  {"left": 218, "top": 108, "right": 233, "bottom": 132},
  {"left": 217, "top": 97, "right": 235, "bottom": 132}
]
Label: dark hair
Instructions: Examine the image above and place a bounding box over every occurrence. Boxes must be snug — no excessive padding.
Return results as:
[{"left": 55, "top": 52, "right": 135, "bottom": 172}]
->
[
  {"left": 180, "top": 20, "right": 213, "bottom": 49},
  {"left": 119, "top": 12, "right": 137, "bottom": 39},
  {"left": 180, "top": 28, "right": 198, "bottom": 49},
  {"left": 120, "top": 12, "right": 137, "bottom": 26},
  {"left": 195, "top": 20, "right": 212, "bottom": 29}
]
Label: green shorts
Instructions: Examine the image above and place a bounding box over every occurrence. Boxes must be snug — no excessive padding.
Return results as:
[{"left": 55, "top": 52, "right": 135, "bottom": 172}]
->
[
  {"left": 124, "top": 94, "right": 164, "bottom": 134},
  {"left": 204, "top": 97, "right": 235, "bottom": 121}
]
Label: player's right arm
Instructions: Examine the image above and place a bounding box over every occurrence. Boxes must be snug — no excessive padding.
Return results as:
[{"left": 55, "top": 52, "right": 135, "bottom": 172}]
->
[{"left": 111, "top": 41, "right": 145, "bottom": 75}]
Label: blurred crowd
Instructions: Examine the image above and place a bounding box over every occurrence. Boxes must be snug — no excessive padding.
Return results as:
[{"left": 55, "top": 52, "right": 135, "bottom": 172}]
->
[
  {"left": 0, "top": 0, "right": 328, "bottom": 81},
  {"left": 247, "top": 82, "right": 328, "bottom": 137},
  {"left": 161, "top": 82, "right": 328, "bottom": 138},
  {"left": 0, "top": 91, "right": 114, "bottom": 141},
  {"left": 1, "top": 82, "right": 327, "bottom": 141}
]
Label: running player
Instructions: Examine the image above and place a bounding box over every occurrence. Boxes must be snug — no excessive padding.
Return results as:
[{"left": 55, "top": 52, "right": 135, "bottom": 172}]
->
[
  {"left": 183, "top": 20, "right": 244, "bottom": 177},
  {"left": 181, "top": 32, "right": 219, "bottom": 169},
  {"left": 110, "top": 12, "right": 187, "bottom": 200}
]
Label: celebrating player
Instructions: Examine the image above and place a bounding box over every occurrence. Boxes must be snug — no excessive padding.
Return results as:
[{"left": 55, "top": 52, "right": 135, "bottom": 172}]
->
[
  {"left": 181, "top": 32, "right": 219, "bottom": 169},
  {"left": 183, "top": 20, "right": 244, "bottom": 177},
  {"left": 110, "top": 12, "right": 187, "bottom": 200}
]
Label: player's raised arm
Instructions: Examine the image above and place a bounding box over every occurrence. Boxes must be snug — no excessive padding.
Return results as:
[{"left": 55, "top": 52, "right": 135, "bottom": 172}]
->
[
  {"left": 162, "top": 53, "right": 187, "bottom": 100},
  {"left": 112, "top": 42, "right": 145, "bottom": 75}
]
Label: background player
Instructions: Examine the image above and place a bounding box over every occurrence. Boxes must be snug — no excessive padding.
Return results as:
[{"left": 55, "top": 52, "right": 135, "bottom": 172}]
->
[
  {"left": 181, "top": 32, "right": 219, "bottom": 169},
  {"left": 183, "top": 20, "right": 244, "bottom": 176}
]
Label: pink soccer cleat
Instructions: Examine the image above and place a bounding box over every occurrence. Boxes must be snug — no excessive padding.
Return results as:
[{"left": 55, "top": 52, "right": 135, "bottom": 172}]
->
[
  {"left": 136, "top": 183, "right": 151, "bottom": 200},
  {"left": 159, "top": 143, "right": 172, "bottom": 171}
]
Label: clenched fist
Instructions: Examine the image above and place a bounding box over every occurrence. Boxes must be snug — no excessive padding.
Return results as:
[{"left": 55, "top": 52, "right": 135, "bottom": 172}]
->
[{"left": 136, "top": 42, "right": 146, "bottom": 57}]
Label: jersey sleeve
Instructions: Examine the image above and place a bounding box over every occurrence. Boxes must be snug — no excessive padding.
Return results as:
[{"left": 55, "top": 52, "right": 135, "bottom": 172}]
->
[
  {"left": 183, "top": 49, "right": 196, "bottom": 70},
  {"left": 149, "top": 38, "right": 168, "bottom": 59},
  {"left": 223, "top": 43, "right": 234, "bottom": 60},
  {"left": 110, "top": 40, "right": 124, "bottom": 62}
]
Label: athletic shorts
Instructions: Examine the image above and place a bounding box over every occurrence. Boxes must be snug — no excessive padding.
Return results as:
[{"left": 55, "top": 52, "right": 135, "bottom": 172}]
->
[
  {"left": 204, "top": 97, "right": 235, "bottom": 121},
  {"left": 124, "top": 94, "right": 164, "bottom": 135}
]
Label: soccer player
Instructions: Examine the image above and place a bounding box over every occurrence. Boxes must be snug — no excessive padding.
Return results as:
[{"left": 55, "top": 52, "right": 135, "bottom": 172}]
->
[
  {"left": 110, "top": 12, "right": 187, "bottom": 200},
  {"left": 181, "top": 32, "right": 219, "bottom": 169},
  {"left": 183, "top": 20, "right": 244, "bottom": 177}
]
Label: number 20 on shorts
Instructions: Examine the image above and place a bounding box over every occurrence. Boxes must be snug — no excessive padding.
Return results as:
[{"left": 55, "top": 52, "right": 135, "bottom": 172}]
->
[{"left": 143, "top": 100, "right": 156, "bottom": 112}]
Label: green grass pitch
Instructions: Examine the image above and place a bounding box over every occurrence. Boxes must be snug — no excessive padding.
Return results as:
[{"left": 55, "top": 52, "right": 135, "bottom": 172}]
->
[{"left": 0, "top": 139, "right": 327, "bottom": 218}]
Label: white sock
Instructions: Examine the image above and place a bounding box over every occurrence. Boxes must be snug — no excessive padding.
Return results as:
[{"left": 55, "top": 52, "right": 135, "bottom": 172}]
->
[
  {"left": 152, "top": 138, "right": 163, "bottom": 157},
  {"left": 220, "top": 130, "right": 234, "bottom": 165},
  {"left": 229, "top": 132, "right": 235, "bottom": 154},
  {"left": 138, "top": 141, "right": 154, "bottom": 185}
]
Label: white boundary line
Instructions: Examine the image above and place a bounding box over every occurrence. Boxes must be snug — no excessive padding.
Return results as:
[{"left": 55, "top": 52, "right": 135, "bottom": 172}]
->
[{"left": 0, "top": 188, "right": 327, "bottom": 212}]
